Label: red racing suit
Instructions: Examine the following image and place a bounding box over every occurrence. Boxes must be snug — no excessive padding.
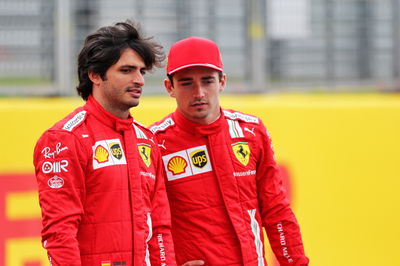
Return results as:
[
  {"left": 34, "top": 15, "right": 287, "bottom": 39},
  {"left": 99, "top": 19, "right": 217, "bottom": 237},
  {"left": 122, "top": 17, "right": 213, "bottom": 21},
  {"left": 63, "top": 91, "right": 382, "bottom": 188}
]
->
[
  {"left": 150, "top": 109, "right": 309, "bottom": 266},
  {"left": 33, "top": 96, "right": 176, "bottom": 266}
]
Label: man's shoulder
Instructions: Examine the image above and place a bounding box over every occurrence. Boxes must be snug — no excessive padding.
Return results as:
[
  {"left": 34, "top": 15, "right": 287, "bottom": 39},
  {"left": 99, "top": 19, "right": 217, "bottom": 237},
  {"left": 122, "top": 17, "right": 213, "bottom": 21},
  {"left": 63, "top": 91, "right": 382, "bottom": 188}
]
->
[
  {"left": 222, "top": 109, "right": 270, "bottom": 141},
  {"left": 149, "top": 114, "right": 176, "bottom": 134},
  {"left": 47, "top": 106, "right": 87, "bottom": 133},
  {"left": 223, "top": 109, "right": 260, "bottom": 124},
  {"left": 34, "top": 106, "right": 88, "bottom": 159},
  {"left": 132, "top": 120, "right": 156, "bottom": 139}
]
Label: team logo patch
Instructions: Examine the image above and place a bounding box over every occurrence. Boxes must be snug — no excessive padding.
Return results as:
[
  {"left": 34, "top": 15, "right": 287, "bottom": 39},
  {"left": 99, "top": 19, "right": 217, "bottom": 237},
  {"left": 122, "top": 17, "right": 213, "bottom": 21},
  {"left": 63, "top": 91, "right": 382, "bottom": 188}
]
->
[
  {"left": 109, "top": 142, "right": 123, "bottom": 160},
  {"left": 232, "top": 142, "right": 250, "bottom": 166},
  {"left": 48, "top": 175, "right": 64, "bottom": 189},
  {"left": 42, "top": 160, "right": 69, "bottom": 174},
  {"left": 190, "top": 150, "right": 208, "bottom": 168},
  {"left": 150, "top": 117, "right": 175, "bottom": 133},
  {"left": 41, "top": 142, "right": 69, "bottom": 159},
  {"left": 138, "top": 143, "right": 151, "bottom": 167},
  {"left": 167, "top": 156, "right": 188, "bottom": 175},
  {"left": 92, "top": 139, "right": 126, "bottom": 169},
  {"left": 63, "top": 110, "right": 86, "bottom": 131},
  {"left": 162, "top": 145, "right": 212, "bottom": 181},
  {"left": 223, "top": 110, "right": 259, "bottom": 123},
  {"left": 94, "top": 145, "right": 109, "bottom": 163}
]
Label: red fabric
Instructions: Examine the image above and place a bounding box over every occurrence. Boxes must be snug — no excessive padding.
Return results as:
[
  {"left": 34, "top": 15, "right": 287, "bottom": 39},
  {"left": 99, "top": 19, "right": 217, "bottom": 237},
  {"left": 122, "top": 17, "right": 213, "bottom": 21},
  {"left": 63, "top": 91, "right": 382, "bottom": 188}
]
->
[
  {"left": 150, "top": 109, "right": 309, "bottom": 266},
  {"left": 166, "top": 37, "right": 223, "bottom": 75},
  {"left": 33, "top": 96, "right": 175, "bottom": 266}
]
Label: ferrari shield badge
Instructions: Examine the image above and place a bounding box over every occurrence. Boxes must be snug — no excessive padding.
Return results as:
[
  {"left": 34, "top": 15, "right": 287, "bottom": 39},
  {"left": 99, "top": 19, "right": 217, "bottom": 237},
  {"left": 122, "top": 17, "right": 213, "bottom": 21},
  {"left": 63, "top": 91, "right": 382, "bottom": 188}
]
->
[
  {"left": 138, "top": 143, "right": 151, "bottom": 167},
  {"left": 232, "top": 142, "right": 250, "bottom": 166}
]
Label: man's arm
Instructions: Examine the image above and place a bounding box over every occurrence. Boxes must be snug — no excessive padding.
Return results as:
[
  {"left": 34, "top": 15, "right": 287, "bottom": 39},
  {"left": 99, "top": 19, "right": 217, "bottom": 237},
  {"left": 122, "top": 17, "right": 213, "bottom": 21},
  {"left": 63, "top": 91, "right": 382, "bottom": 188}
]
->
[
  {"left": 256, "top": 121, "right": 309, "bottom": 265},
  {"left": 33, "top": 130, "right": 86, "bottom": 265},
  {"left": 148, "top": 145, "right": 177, "bottom": 265}
]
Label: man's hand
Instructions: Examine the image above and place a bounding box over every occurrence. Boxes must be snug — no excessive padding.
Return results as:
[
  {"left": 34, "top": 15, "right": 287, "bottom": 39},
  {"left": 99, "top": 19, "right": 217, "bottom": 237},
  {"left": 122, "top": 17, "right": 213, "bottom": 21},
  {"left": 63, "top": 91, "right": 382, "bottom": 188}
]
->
[{"left": 181, "top": 260, "right": 205, "bottom": 266}]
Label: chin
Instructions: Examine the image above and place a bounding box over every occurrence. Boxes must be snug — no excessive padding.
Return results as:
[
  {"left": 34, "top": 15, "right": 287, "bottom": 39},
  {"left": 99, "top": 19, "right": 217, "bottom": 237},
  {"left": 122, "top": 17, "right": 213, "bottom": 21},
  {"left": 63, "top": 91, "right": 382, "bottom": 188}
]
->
[
  {"left": 128, "top": 100, "right": 140, "bottom": 108},
  {"left": 193, "top": 112, "right": 208, "bottom": 120}
]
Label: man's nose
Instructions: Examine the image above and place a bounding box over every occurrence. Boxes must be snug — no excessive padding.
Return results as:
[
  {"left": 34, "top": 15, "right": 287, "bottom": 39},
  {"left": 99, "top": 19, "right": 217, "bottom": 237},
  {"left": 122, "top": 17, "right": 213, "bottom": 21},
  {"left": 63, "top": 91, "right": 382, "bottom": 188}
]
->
[
  {"left": 132, "top": 72, "right": 145, "bottom": 87},
  {"left": 193, "top": 82, "right": 205, "bottom": 98}
]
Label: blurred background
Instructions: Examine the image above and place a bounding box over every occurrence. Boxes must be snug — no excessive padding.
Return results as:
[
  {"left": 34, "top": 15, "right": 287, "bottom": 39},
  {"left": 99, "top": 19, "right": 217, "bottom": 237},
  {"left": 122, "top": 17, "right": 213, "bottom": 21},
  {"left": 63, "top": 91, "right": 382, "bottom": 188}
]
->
[
  {"left": 3, "top": 0, "right": 400, "bottom": 95},
  {"left": 0, "top": 0, "right": 400, "bottom": 265}
]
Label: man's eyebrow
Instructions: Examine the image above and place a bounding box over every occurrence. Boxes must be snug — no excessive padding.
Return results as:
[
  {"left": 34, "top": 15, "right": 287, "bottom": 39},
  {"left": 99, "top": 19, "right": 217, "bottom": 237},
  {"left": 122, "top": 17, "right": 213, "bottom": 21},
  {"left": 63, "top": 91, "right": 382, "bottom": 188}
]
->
[
  {"left": 201, "top": 76, "right": 215, "bottom": 80},
  {"left": 120, "top": 65, "right": 136, "bottom": 68},
  {"left": 177, "top": 77, "right": 193, "bottom": 82},
  {"left": 119, "top": 64, "right": 146, "bottom": 69}
]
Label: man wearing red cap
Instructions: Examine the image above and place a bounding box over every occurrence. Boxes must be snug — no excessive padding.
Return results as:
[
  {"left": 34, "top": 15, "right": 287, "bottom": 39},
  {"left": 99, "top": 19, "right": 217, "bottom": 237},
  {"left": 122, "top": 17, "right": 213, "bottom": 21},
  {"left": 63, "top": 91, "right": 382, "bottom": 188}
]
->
[{"left": 150, "top": 37, "right": 309, "bottom": 265}]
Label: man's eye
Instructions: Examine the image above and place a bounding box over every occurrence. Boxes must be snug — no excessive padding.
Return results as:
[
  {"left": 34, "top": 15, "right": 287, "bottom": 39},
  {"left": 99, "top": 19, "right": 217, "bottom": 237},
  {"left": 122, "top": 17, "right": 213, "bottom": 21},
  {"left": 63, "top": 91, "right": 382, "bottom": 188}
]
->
[
  {"left": 121, "top": 69, "right": 131, "bottom": 73},
  {"left": 141, "top": 69, "right": 147, "bottom": 75},
  {"left": 202, "top": 80, "right": 214, "bottom": 85}
]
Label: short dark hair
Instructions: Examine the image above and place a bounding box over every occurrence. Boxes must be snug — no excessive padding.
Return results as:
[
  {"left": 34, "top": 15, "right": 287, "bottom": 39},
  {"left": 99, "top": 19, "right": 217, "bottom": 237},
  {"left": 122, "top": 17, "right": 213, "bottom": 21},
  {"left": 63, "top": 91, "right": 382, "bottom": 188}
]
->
[{"left": 76, "top": 20, "right": 165, "bottom": 100}]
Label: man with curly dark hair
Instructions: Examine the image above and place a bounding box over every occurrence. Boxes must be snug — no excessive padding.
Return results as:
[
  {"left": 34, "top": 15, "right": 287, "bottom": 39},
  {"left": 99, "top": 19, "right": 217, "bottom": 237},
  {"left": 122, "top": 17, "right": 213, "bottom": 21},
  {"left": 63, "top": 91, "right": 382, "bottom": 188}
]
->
[{"left": 33, "top": 20, "right": 176, "bottom": 266}]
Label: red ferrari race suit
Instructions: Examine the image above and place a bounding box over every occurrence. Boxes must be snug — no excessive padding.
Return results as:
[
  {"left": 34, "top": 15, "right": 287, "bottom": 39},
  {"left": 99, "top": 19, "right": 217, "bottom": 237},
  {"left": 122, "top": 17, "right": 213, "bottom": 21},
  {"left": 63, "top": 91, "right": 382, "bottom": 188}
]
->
[
  {"left": 33, "top": 96, "right": 176, "bottom": 266},
  {"left": 150, "top": 109, "right": 309, "bottom": 266}
]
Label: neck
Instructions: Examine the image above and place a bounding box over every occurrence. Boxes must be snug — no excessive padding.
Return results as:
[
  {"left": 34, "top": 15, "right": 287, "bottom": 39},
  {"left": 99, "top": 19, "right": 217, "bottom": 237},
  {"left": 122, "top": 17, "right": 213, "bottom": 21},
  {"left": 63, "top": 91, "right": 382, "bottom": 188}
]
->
[
  {"left": 92, "top": 95, "right": 130, "bottom": 119},
  {"left": 103, "top": 103, "right": 130, "bottom": 119},
  {"left": 180, "top": 109, "right": 221, "bottom": 125}
]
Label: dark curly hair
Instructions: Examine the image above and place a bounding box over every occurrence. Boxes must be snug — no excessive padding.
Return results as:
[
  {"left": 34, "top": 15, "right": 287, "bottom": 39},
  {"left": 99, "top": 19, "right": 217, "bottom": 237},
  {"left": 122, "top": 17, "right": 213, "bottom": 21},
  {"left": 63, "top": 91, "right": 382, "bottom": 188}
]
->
[{"left": 76, "top": 20, "right": 165, "bottom": 100}]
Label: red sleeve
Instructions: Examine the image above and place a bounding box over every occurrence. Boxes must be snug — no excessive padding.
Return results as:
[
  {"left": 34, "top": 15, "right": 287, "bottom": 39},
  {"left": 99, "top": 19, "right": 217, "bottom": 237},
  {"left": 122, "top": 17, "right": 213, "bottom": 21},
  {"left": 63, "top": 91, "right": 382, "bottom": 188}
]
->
[
  {"left": 256, "top": 121, "right": 309, "bottom": 265},
  {"left": 148, "top": 144, "right": 177, "bottom": 266},
  {"left": 33, "top": 130, "right": 87, "bottom": 266}
]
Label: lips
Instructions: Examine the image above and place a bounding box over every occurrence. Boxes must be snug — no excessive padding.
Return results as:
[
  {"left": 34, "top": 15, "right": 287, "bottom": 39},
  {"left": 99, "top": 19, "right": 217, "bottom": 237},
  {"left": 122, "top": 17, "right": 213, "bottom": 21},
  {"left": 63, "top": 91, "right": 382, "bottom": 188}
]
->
[
  {"left": 127, "top": 87, "right": 142, "bottom": 98},
  {"left": 191, "top": 102, "right": 207, "bottom": 108}
]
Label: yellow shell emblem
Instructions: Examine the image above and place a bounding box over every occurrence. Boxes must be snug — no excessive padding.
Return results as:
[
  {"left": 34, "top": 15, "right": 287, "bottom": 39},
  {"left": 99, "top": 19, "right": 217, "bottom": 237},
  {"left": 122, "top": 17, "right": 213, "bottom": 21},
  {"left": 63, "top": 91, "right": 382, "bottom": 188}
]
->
[
  {"left": 167, "top": 156, "right": 188, "bottom": 175},
  {"left": 94, "top": 145, "right": 109, "bottom": 163},
  {"left": 138, "top": 144, "right": 151, "bottom": 167},
  {"left": 232, "top": 142, "right": 250, "bottom": 166}
]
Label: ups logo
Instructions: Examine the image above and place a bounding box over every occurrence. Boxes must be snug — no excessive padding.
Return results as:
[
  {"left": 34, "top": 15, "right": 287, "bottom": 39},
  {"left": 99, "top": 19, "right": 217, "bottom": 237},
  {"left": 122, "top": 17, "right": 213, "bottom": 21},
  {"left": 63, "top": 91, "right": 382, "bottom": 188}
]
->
[
  {"left": 110, "top": 143, "right": 123, "bottom": 160},
  {"left": 190, "top": 150, "right": 208, "bottom": 168}
]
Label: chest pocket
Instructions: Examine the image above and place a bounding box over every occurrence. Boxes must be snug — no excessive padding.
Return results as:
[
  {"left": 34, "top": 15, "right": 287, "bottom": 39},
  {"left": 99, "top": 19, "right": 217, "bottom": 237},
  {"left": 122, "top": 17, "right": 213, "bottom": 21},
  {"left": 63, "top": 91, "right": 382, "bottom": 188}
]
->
[
  {"left": 229, "top": 139, "right": 258, "bottom": 202},
  {"left": 135, "top": 137, "right": 157, "bottom": 198},
  {"left": 162, "top": 145, "right": 213, "bottom": 182}
]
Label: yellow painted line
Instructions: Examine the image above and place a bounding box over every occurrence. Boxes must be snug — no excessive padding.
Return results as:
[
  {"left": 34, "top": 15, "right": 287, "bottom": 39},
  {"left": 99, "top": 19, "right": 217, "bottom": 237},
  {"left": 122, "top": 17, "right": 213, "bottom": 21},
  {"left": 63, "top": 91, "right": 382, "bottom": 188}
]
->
[
  {"left": 6, "top": 237, "right": 48, "bottom": 266},
  {"left": 6, "top": 191, "right": 41, "bottom": 220}
]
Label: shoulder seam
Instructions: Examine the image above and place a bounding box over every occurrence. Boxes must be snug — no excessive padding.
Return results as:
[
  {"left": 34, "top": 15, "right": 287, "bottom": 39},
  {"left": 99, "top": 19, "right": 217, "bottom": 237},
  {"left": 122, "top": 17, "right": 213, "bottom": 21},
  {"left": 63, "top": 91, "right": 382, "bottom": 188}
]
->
[
  {"left": 150, "top": 117, "right": 175, "bottom": 134},
  {"left": 223, "top": 110, "right": 259, "bottom": 124},
  {"left": 62, "top": 110, "right": 87, "bottom": 132}
]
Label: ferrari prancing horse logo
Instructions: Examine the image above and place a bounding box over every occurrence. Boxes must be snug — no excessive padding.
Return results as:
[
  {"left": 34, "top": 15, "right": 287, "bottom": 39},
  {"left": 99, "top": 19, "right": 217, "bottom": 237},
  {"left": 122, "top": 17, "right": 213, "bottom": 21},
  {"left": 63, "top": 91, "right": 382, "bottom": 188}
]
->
[
  {"left": 232, "top": 142, "right": 250, "bottom": 166},
  {"left": 138, "top": 143, "right": 151, "bottom": 167}
]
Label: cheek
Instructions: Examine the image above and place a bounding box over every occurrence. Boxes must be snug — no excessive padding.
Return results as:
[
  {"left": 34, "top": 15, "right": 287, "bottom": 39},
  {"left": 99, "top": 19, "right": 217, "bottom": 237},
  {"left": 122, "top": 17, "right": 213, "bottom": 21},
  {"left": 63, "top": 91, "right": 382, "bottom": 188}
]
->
[
  {"left": 177, "top": 94, "right": 192, "bottom": 107},
  {"left": 209, "top": 90, "right": 219, "bottom": 99}
]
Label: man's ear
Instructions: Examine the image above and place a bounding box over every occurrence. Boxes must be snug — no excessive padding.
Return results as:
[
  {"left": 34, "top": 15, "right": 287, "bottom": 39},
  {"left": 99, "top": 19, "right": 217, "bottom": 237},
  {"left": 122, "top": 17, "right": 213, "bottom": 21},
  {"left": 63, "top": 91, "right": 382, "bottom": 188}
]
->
[
  {"left": 219, "top": 73, "right": 227, "bottom": 93},
  {"left": 164, "top": 79, "right": 175, "bottom": 98},
  {"left": 88, "top": 72, "right": 102, "bottom": 86}
]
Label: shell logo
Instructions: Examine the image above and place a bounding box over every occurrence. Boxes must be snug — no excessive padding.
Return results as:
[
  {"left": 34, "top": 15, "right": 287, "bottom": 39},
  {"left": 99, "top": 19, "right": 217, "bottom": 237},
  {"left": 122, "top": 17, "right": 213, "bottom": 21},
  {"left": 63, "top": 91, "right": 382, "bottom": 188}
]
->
[
  {"left": 94, "top": 145, "right": 109, "bottom": 163},
  {"left": 167, "top": 156, "right": 188, "bottom": 175}
]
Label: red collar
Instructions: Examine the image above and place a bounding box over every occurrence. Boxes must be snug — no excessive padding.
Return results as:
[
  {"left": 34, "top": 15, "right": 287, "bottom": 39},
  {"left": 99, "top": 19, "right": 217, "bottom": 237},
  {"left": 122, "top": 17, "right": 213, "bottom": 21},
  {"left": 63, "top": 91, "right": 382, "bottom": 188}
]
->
[
  {"left": 84, "top": 95, "right": 134, "bottom": 131},
  {"left": 173, "top": 109, "right": 225, "bottom": 136}
]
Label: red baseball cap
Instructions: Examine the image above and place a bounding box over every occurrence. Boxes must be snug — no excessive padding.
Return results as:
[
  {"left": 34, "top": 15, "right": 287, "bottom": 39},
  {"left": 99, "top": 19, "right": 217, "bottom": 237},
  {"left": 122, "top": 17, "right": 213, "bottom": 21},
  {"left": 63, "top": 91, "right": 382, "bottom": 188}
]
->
[{"left": 166, "top": 36, "right": 223, "bottom": 75}]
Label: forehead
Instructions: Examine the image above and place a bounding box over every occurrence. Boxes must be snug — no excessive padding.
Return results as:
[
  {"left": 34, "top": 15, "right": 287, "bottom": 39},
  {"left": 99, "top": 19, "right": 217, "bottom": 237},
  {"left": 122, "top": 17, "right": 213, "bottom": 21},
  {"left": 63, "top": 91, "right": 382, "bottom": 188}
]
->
[
  {"left": 113, "top": 48, "right": 145, "bottom": 67},
  {"left": 173, "top": 66, "right": 219, "bottom": 79}
]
